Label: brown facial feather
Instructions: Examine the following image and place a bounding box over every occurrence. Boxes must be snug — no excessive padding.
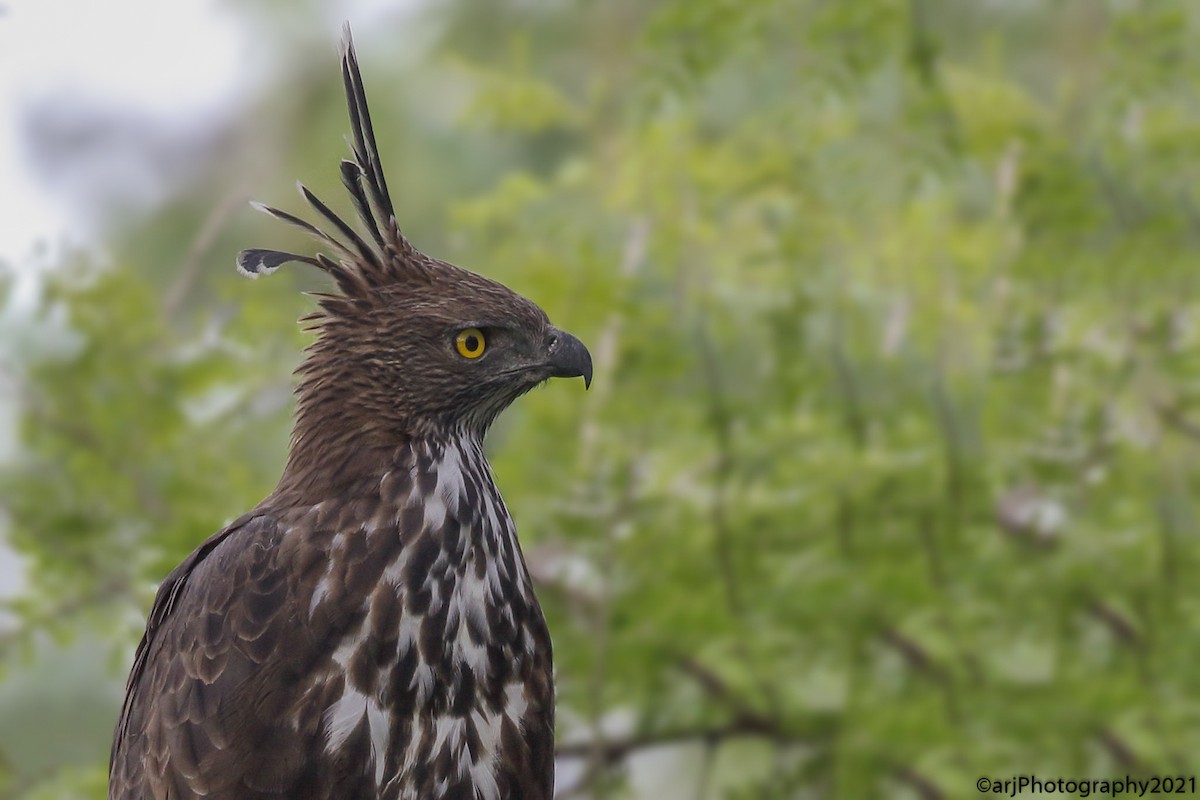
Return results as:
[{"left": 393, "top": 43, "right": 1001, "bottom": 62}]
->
[{"left": 110, "top": 23, "right": 586, "bottom": 800}]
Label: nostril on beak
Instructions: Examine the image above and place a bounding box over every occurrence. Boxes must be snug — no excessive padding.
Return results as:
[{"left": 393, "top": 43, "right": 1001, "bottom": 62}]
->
[{"left": 547, "top": 334, "right": 559, "bottom": 352}]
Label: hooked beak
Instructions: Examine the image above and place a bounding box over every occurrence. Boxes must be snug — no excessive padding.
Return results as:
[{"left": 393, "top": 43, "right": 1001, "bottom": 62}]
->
[{"left": 545, "top": 327, "right": 593, "bottom": 389}]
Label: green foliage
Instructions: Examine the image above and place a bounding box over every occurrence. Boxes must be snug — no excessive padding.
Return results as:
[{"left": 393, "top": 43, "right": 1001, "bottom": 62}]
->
[{"left": 4, "top": 0, "right": 1200, "bottom": 797}]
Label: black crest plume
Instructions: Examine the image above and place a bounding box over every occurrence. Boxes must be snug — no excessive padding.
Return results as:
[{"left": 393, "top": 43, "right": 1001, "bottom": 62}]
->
[{"left": 235, "top": 24, "right": 432, "bottom": 292}]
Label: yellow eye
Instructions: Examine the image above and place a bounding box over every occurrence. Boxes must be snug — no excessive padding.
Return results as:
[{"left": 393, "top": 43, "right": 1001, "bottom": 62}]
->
[{"left": 455, "top": 328, "right": 486, "bottom": 359}]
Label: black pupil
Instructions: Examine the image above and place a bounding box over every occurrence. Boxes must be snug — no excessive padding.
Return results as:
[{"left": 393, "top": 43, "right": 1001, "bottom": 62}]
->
[{"left": 465, "top": 335, "right": 479, "bottom": 352}]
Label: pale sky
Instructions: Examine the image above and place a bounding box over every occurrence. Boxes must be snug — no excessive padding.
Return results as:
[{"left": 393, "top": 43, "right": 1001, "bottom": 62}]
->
[
  {"left": 0, "top": 0, "right": 249, "bottom": 267},
  {"left": 0, "top": 0, "right": 407, "bottom": 268}
]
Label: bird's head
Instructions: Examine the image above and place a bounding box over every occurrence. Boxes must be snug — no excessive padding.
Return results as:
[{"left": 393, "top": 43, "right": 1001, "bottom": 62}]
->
[
  {"left": 236, "top": 27, "right": 590, "bottom": 450},
  {"left": 294, "top": 261, "right": 591, "bottom": 439}
]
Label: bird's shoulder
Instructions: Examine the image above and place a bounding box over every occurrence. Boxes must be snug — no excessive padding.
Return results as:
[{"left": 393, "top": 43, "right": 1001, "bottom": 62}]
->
[
  {"left": 110, "top": 506, "right": 380, "bottom": 799},
  {"left": 112, "top": 510, "right": 270, "bottom": 751}
]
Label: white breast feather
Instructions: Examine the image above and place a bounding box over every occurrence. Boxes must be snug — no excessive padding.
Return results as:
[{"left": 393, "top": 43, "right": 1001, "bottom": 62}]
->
[{"left": 323, "top": 436, "right": 531, "bottom": 795}]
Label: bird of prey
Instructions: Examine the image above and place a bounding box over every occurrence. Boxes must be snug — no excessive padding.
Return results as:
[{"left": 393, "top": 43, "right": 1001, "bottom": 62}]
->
[{"left": 109, "top": 26, "right": 592, "bottom": 800}]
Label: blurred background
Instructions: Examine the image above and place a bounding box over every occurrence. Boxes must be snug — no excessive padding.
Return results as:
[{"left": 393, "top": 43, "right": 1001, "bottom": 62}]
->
[{"left": 2, "top": 0, "right": 1199, "bottom": 797}]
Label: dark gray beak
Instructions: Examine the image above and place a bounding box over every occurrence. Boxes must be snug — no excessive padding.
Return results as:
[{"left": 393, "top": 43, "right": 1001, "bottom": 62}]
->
[{"left": 545, "top": 327, "right": 593, "bottom": 389}]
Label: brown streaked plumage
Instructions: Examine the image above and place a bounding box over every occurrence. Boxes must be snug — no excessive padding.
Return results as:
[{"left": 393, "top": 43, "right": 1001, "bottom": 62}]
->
[{"left": 109, "top": 24, "right": 591, "bottom": 800}]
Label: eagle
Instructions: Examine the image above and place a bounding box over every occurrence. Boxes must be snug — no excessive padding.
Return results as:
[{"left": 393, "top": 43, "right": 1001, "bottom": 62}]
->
[{"left": 109, "top": 26, "right": 592, "bottom": 800}]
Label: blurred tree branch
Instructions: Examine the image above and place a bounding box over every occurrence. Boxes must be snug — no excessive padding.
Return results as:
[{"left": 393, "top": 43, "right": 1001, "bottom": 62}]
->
[
  {"left": 163, "top": 183, "right": 252, "bottom": 316},
  {"left": 556, "top": 718, "right": 803, "bottom": 763}
]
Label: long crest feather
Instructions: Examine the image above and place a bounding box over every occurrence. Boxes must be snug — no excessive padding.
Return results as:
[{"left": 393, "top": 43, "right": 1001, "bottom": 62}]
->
[
  {"left": 296, "top": 181, "right": 382, "bottom": 271},
  {"left": 236, "top": 248, "right": 321, "bottom": 279},
  {"left": 235, "top": 22, "right": 427, "bottom": 289},
  {"left": 340, "top": 27, "right": 394, "bottom": 227},
  {"left": 339, "top": 159, "right": 385, "bottom": 250}
]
